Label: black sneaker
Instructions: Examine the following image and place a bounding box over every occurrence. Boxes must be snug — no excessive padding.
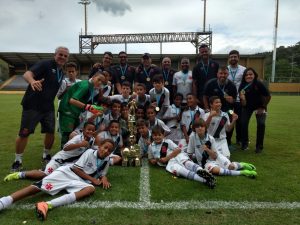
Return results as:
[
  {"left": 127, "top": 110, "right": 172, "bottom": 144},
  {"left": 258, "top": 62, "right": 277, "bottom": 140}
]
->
[
  {"left": 241, "top": 144, "right": 249, "bottom": 151},
  {"left": 255, "top": 147, "right": 263, "bottom": 154},
  {"left": 41, "top": 155, "right": 51, "bottom": 170},
  {"left": 197, "top": 169, "right": 216, "bottom": 189},
  {"left": 11, "top": 161, "right": 22, "bottom": 172}
]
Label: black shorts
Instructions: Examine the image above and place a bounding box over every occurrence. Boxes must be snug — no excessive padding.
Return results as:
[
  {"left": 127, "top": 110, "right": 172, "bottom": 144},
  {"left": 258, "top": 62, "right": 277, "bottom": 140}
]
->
[{"left": 19, "top": 109, "right": 55, "bottom": 137}]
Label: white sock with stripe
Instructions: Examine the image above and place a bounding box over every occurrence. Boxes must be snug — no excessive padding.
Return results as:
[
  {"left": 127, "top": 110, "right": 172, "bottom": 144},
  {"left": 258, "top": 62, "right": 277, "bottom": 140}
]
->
[
  {"left": 219, "top": 168, "right": 241, "bottom": 176},
  {"left": 0, "top": 196, "right": 13, "bottom": 210},
  {"left": 47, "top": 193, "right": 76, "bottom": 208}
]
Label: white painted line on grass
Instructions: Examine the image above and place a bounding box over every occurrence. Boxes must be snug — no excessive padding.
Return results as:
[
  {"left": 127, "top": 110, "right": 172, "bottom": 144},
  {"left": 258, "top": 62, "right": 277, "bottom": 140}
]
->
[
  {"left": 15, "top": 200, "right": 300, "bottom": 210},
  {"left": 139, "top": 158, "right": 150, "bottom": 203}
]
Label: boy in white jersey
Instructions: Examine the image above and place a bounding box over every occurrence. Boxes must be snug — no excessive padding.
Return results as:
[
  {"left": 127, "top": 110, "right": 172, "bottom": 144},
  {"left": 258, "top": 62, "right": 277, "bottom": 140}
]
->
[
  {"left": 181, "top": 93, "right": 205, "bottom": 144},
  {"left": 57, "top": 62, "right": 81, "bottom": 100},
  {"left": 204, "top": 96, "right": 237, "bottom": 158},
  {"left": 97, "top": 120, "right": 124, "bottom": 165},
  {"left": 137, "top": 119, "right": 152, "bottom": 157},
  {"left": 187, "top": 118, "right": 257, "bottom": 178},
  {"left": 4, "top": 122, "right": 96, "bottom": 182},
  {"left": 103, "top": 99, "right": 122, "bottom": 129},
  {"left": 148, "top": 125, "right": 216, "bottom": 189},
  {"left": 108, "top": 81, "right": 134, "bottom": 103},
  {"left": 163, "top": 93, "right": 184, "bottom": 144},
  {"left": 0, "top": 139, "right": 114, "bottom": 221},
  {"left": 134, "top": 83, "right": 151, "bottom": 108},
  {"left": 149, "top": 74, "right": 170, "bottom": 119},
  {"left": 146, "top": 105, "right": 170, "bottom": 134}
]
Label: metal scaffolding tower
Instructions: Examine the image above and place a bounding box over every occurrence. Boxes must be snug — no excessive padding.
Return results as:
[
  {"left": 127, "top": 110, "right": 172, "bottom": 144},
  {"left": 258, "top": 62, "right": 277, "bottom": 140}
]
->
[{"left": 79, "top": 31, "right": 212, "bottom": 54}]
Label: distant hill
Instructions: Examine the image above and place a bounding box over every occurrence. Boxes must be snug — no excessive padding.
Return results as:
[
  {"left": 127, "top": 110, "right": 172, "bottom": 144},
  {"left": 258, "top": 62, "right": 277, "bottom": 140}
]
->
[{"left": 255, "top": 41, "right": 300, "bottom": 82}]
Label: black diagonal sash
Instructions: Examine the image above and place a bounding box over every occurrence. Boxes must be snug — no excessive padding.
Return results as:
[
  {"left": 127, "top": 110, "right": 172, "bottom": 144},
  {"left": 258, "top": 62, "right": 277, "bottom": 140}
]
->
[
  {"left": 157, "top": 93, "right": 165, "bottom": 110},
  {"left": 213, "top": 116, "right": 228, "bottom": 139},
  {"left": 187, "top": 110, "right": 201, "bottom": 135},
  {"left": 113, "top": 136, "right": 121, "bottom": 153},
  {"left": 90, "top": 160, "right": 108, "bottom": 178},
  {"left": 201, "top": 140, "right": 211, "bottom": 168},
  {"left": 160, "top": 142, "right": 168, "bottom": 158}
]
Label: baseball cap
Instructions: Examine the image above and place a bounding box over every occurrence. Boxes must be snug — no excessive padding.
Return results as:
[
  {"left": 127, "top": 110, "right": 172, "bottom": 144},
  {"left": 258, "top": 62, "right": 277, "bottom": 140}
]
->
[{"left": 142, "top": 53, "right": 151, "bottom": 59}]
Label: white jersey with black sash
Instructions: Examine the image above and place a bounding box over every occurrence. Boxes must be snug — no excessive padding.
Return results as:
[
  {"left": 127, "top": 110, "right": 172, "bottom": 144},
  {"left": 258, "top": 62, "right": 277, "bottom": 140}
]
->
[
  {"left": 73, "top": 149, "right": 110, "bottom": 179},
  {"left": 204, "top": 111, "right": 230, "bottom": 140},
  {"left": 181, "top": 106, "right": 205, "bottom": 135},
  {"left": 148, "top": 139, "right": 177, "bottom": 167},
  {"left": 187, "top": 133, "right": 217, "bottom": 167}
]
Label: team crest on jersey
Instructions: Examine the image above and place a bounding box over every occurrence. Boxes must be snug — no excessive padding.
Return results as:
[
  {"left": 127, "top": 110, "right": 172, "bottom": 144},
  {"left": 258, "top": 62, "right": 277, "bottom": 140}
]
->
[
  {"left": 87, "top": 162, "right": 93, "bottom": 168},
  {"left": 45, "top": 183, "right": 53, "bottom": 191},
  {"left": 47, "top": 167, "right": 54, "bottom": 174},
  {"left": 52, "top": 69, "right": 56, "bottom": 74}
]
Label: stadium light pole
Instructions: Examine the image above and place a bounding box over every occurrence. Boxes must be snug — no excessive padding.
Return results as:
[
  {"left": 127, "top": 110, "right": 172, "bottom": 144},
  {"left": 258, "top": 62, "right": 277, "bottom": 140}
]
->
[
  {"left": 78, "top": 0, "right": 91, "bottom": 35},
  {"left": 202, "top": 0, "right": 207, "bottom": 32},
  {"left": 271, "top": 0, "right": 279, "bottom": 82}
]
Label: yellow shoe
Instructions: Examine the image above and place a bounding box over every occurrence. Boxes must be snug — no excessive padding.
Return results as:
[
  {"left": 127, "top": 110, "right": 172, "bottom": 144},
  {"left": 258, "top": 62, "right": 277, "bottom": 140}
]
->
[
  {"left": 36, "top": 202, "right": 48, "bottom": 221},
  {"left": 4, "top": 172, "right": 20, "bottom": 182}
]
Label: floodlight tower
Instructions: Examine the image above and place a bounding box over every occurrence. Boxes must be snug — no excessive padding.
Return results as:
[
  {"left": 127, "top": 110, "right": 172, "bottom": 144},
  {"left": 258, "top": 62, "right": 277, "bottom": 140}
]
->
[
  {"left": 78, "top": 0, "right": 91, "bottom": 35},
  {"left": 202, "top": 0, "right": 207, "bottom": 32},
  {"left": 271, "top": 0, "right": 279, "bottom": 83}
]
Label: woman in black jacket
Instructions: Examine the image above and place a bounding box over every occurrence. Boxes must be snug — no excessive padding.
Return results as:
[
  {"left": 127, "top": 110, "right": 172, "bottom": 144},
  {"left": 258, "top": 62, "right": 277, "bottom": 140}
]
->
[{"left": 238, "top": 68, "right": 271, "bottom": 153}]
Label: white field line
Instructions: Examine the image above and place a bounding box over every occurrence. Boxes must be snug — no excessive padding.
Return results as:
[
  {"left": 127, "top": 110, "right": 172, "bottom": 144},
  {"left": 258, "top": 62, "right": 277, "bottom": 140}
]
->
[
  {"left": 11, "top": 159, "right": 300, "bottom": 210},
  {"left": 139, "top": 158, "right": 151, "bottom": 203}
]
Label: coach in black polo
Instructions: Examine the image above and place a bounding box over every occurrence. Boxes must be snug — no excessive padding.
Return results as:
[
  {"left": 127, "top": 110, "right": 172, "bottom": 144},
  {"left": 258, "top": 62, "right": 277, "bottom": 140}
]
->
[{"left": 11, "top": 46, "right": 69, "bottom": 172}]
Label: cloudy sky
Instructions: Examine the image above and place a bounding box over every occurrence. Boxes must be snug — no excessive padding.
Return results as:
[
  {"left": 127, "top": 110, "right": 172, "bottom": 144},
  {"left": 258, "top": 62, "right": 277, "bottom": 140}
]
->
[{"left": 0, "top": 0, "right": 299, "bottom": 54}]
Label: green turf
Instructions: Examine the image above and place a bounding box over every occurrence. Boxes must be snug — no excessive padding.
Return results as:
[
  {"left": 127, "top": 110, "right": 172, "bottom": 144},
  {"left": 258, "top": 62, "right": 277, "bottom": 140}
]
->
[{"left": 0, "top": 94, "right": 299, "bottom": 224}]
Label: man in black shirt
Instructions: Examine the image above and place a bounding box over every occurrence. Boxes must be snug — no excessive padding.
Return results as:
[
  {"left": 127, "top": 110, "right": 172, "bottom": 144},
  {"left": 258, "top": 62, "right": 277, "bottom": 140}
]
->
[
  {"left": 192, "top": 44, "right": 219, "bottom": 107},
  {"left": 11, "top": 46, "right": 69, "bottom": 172}
]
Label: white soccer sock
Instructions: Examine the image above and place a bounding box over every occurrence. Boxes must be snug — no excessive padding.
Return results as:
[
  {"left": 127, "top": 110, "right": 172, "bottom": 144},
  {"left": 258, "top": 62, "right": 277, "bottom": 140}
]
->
[
  {"left": 231, "top": 162, "right": 242, "bottom": 170},
  {"left": 219, "top": 168, "right": 241, "bottom": 176},
  {"left": 109, "top": 157, "right": 114, "bottom": 165},
  {"left": 43, "top": 148, "right": 51, "bottom": 158},
  {"left": 184, "top": 160, "right": 201, "bottom": 172},
  {"left": 0, "top": 196, "right": 13, "bottom": 210},
  {"left": 15, "top": 153, "right": 23, "bottom": 163},
  {"left": 47, "top": 193, "right": 76, "bottom": 208},
  {"left": 176, "top": 166, "right": 206, "bottom": 183}
]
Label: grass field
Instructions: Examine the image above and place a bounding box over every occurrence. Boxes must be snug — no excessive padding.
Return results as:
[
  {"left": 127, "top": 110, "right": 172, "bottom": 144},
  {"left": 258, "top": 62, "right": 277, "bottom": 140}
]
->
[{"left": 0, "top": 94, "right": 299, "bottom": 225}]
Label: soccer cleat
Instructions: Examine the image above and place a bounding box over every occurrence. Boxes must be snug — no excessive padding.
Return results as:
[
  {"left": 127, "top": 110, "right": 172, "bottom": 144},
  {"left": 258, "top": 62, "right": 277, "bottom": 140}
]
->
[
  {"left": 197, "top": 169, "right": 216, "bottom": 189},
  {"left": 240, "top": 170, "right": 257, "bottom": 178},
  {"left": 4, "top": 172, "right": 20, "bottom": 182},
  {"left": 11, "top": 161, "right": 22, "bottom": 172},
  {"left": 36, "top": 202, "right": 48, "bottom": 221},
  {"left": 240, "top": 162, "right": 256, "bottom": 171},
  {"left": 42, "top": 154, "right": 52, "bottom": 164},
  {"left": 241, "top": 144, "right": 249, "bottom": 151}
]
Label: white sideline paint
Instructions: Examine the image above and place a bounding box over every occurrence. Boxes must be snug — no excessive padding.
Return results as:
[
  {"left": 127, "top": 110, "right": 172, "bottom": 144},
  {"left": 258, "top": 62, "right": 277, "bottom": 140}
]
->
[
  {"left": 11, "top": 159, "right": 300, "bottom": 210},
  {"left": 139, "top": 158, "right": 151, "bottom": 203}
]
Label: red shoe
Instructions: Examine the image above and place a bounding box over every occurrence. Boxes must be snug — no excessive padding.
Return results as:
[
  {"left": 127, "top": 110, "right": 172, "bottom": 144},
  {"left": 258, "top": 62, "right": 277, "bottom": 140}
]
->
[{"left": 35, "top": 201, "right": 48, "bottom": 220}]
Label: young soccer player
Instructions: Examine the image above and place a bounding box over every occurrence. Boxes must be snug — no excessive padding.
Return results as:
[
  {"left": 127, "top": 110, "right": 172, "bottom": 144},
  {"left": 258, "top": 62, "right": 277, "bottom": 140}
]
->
[
  {"left": 58, "top": 72, "right": 104, "bottom": 147},
  {"left": 136, "top": 105, "right": 146, "bottom": 120},
  {"left": 149, "top": 74, "right": 170, "bottom": 119},
  {"left": 4, "top": 122, "right": 96, "bottom": 181},
  {"left": 57, "top": 62, "right": 81, "bottom": 100},
  {"left": 0, "top": 139, "right": 115, "bottom": 221},
  {"left": 136, "top": 119, "right": 152, "bottom": 157},
  {"left": 146, "top": 105, "right": 170, "bottom": 134},
  {"left": 181, "top": 93, "right": 205, "bottom": 144},
  {"left": 187, "top": 118, "right": 257, "bottom": 178},
  {"left": 108, "top": 81, "right": 133, "bottom": 103},
  {"left": 134, "top": 83, "right": 151, "bottom": 108},
  {"left": 148, "top": 125, "right": 216, "bottom": 189},
  {"left": 163, "top": 93, "right": 184, "bottom": 144},
  {"left": 204, "top": 96, "right": 238, "bottom": 158},
  {"left": 97, "top": 120, "right": 124, "bottom": 165},
  {"left": 103, "top": 99, "right": 122, "bottom": 129}
]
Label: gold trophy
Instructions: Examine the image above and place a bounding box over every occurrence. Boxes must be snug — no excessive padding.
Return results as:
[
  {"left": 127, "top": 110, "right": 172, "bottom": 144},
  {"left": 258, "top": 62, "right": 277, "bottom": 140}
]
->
[{"left": 122, "top": 99, "right": 141, "bottom": 167}]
